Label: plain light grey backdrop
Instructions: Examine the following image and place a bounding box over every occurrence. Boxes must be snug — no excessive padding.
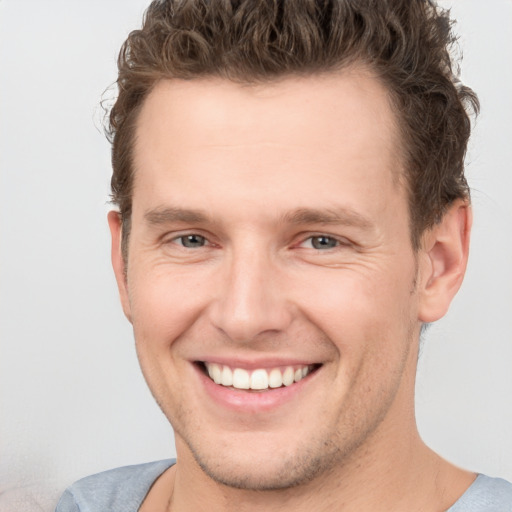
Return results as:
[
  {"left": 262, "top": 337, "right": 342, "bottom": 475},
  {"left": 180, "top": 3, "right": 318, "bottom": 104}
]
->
[{"left": 0, "top": 1, "right": 511, "bottom": 511}]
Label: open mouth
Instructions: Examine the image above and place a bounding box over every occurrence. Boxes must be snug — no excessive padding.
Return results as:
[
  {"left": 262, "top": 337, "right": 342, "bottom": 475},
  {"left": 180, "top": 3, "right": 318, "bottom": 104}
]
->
[{"left": 198, "top": 362, "right": 320, "bottom": 391}]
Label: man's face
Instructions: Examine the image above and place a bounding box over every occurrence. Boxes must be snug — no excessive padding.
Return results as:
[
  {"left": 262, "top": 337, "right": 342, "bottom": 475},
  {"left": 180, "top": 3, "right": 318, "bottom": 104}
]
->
[{"left": 112, "top": 71, "right": 427, "bottom": 489}]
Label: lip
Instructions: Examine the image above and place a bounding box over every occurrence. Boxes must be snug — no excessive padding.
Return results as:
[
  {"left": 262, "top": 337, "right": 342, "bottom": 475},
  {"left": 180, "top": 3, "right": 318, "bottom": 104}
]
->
[
  {"left": 196, "top": 356, "right": 317, "bottom": 371},
  {"left": 193, "top": 360, "right": 321, "bottom": 413}
]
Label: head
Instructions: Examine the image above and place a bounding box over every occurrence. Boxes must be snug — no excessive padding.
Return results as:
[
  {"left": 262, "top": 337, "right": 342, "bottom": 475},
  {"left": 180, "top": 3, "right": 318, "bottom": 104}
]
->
[{"left": 106, "top": 0, "right": 477, "bottom": 493}]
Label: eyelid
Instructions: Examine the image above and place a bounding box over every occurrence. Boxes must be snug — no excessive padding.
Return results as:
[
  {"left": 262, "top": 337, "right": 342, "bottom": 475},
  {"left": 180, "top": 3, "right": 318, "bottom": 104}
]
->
[
  {"left": 297, "top": 233, "right": 351, "bottom": 248},
  {"left": 177, "top": 234, "right": 207, "bottom": 247},
  {"left": 160, "top": 230, "right": 351, "bottom": 250},
  {"left": 163, "top": 230, "right": 214, "bottom": 247}
]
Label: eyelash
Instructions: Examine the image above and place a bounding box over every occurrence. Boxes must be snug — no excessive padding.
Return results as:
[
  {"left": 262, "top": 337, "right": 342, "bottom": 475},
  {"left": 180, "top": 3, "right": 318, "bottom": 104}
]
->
[
  {"left": 171, "top": 234, "right": 210, "bottom": 248},
  {"left": 167, "top": 233, "right": 348, "bottom": 251},
  {"left": 299, "top": 235, "right": 343, "bottom": 250}
]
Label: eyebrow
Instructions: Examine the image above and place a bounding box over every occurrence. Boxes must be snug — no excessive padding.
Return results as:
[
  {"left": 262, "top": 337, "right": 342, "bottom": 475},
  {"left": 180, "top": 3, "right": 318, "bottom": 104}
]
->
[
  {"left": 281, "top": 207, "right": 374, "bottom": 230},
  {"left": 143, "top": 206, "right": 373, "bottom": 230},
  {"left": 144, "top": 207, "right": 210, "bottom": 225}
]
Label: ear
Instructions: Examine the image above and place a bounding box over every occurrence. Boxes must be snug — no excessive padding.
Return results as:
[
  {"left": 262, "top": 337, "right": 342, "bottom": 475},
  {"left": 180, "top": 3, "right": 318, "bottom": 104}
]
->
[
  {"left": 418, "top": 200, "right": 472, "bottom": 323},
  {"left": 107, "top": 210, "right": 132, "bottom": 323}
]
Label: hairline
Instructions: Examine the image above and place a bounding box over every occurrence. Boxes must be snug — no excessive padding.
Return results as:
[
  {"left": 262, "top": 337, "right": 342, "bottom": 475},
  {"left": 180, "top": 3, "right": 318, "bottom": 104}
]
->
[{"left": 117, "top": 67, "right": 442, "bottom": 262}]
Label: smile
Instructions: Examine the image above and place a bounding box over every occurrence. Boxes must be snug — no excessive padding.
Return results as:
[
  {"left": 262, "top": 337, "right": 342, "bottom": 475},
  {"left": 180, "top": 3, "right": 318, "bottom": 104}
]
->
[{"left": 202, "top": 362, "right": 317, "bottom": 391}]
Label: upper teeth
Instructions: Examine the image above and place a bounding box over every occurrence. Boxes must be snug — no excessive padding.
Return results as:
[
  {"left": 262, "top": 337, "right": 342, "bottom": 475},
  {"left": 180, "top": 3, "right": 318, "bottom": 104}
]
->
[{"left": 204, "top": 363, "right": 311, "bottom": 390}]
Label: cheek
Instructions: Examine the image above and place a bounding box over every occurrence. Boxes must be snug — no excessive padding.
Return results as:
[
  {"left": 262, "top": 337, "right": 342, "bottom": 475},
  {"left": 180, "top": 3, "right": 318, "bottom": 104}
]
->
[
  {"left": 304, "top": 264, "right": 414, "bottom": 312},
  {"left": 291, "top": 263, "right": 418, "bottom": 353},
  {"left": 127, "top": 266, "right": 211, "bottom": 411},
  {"left": 127, "top": 263, "right": 213, "bottom": 350}
]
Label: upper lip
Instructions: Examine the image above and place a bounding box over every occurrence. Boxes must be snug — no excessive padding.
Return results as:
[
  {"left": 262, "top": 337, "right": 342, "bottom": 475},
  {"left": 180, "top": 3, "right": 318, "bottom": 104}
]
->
[{"left": 193, "top": 357, "right": 321, "bottom": 371}]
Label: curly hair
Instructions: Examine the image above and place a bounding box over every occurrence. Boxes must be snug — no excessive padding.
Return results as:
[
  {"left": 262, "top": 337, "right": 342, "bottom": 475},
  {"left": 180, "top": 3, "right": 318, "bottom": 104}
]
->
[{"left": 108, "top": 0, "right": 479, "bottom": 255}]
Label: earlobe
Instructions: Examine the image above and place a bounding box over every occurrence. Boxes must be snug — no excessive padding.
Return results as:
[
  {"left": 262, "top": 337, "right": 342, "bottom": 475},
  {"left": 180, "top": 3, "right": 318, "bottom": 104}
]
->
[
  {"left": 418, "top": 200, "right": 472, "bottom": 323},
  {"left": 107, "top": 210, "right": 132, "bottom": 323}
]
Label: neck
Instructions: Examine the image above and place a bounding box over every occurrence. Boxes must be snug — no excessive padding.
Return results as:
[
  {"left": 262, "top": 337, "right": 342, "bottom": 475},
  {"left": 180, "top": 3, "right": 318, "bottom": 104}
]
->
[{"left": 166, "top": 422, "right": 472, "bottom": 512}]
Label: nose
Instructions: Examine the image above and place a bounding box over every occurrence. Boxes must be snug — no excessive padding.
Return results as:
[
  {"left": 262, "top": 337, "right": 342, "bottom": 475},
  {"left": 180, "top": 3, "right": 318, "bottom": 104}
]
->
[{"left": 208, "top": 246, "right": 293, "bottom": 343}]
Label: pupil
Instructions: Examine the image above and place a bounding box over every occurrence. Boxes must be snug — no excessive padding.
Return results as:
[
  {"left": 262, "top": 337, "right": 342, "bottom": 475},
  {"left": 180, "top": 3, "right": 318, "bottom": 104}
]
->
[
  {"left": 183, "top": 235, "right": 204, "bottom": 247},
  {"left": 312, "top": 236, "right": 336, "bottom": 249}
]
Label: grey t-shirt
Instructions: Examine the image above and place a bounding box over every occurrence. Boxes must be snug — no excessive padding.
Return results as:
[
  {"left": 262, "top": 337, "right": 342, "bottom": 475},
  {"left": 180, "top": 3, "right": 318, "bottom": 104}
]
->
[{"left": 55, "top": 460, "right": 512, "bottom": 512}]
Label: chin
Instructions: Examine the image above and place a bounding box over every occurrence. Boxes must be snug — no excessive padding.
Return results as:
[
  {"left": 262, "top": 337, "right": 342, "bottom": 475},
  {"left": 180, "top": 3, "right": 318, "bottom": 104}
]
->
[{"left": 184, "top": 431, "right": 346, "bottom": 491}]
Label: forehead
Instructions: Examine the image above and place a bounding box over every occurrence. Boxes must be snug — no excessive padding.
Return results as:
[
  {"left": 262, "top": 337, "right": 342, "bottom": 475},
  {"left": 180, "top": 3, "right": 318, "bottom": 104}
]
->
[{"left": 131, "top": 70, "right": 406, "bottom": 226}]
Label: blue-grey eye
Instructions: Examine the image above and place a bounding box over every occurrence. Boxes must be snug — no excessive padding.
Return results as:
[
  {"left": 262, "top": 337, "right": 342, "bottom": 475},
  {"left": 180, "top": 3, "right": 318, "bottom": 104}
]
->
[
  {"left": 179, "top": 234, "right": 207, "bottom": 248},
  {"left": 310, "top": 236, "right": 338, "bottom": 250}
]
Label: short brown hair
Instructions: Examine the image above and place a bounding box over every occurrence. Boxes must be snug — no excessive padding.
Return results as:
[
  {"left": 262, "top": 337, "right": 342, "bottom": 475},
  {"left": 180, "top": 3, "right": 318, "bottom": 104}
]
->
[{"left": 108, "top": 0, "right": 479, "bottom": 255}]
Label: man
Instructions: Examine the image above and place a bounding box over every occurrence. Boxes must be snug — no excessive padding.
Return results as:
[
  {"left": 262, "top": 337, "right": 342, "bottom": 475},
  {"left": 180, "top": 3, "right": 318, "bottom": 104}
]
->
[{"left": 56, "top": 0, "right": 512, "bottom": 510}]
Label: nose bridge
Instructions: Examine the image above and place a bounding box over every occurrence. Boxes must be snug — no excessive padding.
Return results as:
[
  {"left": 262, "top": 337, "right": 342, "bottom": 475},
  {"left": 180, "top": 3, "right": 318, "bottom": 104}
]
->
[{"left": 210, "top": 239, "right": 291, "bottom": 342}]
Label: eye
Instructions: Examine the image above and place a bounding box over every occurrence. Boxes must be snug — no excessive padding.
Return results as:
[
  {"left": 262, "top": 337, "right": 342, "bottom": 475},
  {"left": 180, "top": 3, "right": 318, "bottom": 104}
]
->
[
  {"left": 175, "top": 234, "right": 207, "bottom": 248},
  {"left": 303, "top": 235, "right": 340, "bottom": 250}
]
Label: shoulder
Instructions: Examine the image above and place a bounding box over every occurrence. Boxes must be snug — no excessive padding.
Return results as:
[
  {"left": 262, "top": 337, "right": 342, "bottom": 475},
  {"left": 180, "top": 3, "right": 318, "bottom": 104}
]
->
[
  {"left": 448, "top": 474, "right": 512, "bottom": 512},
  {"left": 54, "top": 459, "right": 175, "bottom": 512}
]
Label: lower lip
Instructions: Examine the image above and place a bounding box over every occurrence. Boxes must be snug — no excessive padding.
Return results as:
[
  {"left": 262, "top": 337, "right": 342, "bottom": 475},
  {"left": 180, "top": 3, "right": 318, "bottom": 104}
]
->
[{"left": 194, "top": 364, "right": 319, "bottom": 413}]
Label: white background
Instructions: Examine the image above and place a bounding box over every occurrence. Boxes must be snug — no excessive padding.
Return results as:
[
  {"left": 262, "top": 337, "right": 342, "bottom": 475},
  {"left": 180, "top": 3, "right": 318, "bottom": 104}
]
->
[{"left": 0, "top": 1, "right": 511, "bottom": 511}]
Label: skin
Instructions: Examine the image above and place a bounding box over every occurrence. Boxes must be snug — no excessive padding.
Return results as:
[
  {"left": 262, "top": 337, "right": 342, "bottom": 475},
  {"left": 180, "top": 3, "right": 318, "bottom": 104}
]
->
[{"left": 109, "top": 70, "right": 474, "bottom": 511}]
